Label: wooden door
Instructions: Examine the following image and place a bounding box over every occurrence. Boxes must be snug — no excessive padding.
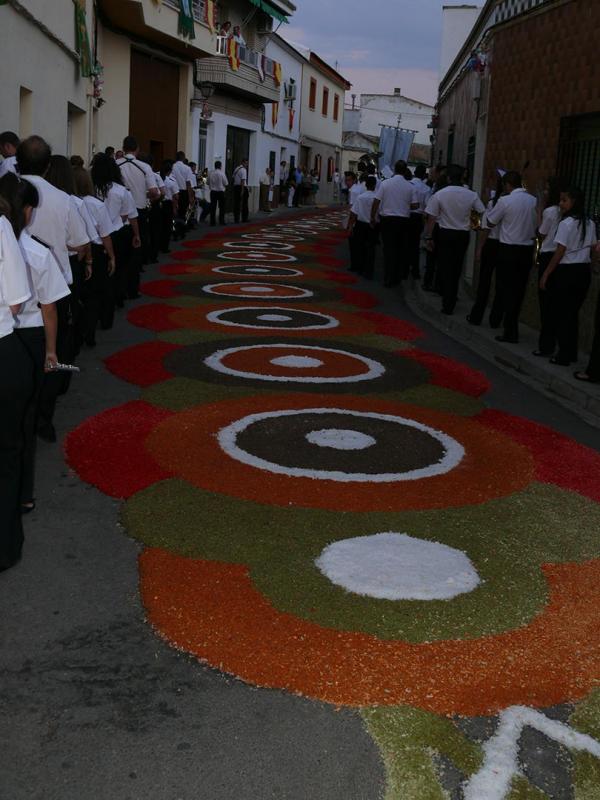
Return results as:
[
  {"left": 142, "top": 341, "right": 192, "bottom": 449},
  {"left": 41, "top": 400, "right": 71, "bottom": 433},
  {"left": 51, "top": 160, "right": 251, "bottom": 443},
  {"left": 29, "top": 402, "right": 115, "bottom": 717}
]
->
[{"left": 130, "top": 50, "right": 179, "bottom": 164}]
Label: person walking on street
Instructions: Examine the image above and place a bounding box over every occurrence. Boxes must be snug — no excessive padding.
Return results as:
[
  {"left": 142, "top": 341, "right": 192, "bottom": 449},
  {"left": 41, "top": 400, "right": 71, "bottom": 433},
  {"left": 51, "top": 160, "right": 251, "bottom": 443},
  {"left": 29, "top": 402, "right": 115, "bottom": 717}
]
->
[
  {"left": 347, "top": 176, "right": 379, "bottom": 279},
  {"left": 467, "top": 174, "right": 505, "bottom": 327},
  {"left": 259, "top": 167, "right": 273, "bottom": 212},
  {"left": 0, "top": 131, "right": 19, "bottom": 178},
  {"left": 424, "top": 164, "right": 485, "bottom": 315},
  {"left": 233, "top": 159, "right": 249, "bottom": 223},
  {"left": 539, "top": 186, "right": 597, "bottom": 366},
  {"left": 486, "top": 171, "right": 537, "bottom": 343},
  {"left": 170, "top": 152, "right": 195, "bottom": 227},
  {"left": 408, "top": 164, "right": 430, "bottom": 280},
  {"left": 208, "top": 160, "right": 228, "bottom": 226},
  {"left": 533, "top": 177, "right": 563, "bottom": 356}
]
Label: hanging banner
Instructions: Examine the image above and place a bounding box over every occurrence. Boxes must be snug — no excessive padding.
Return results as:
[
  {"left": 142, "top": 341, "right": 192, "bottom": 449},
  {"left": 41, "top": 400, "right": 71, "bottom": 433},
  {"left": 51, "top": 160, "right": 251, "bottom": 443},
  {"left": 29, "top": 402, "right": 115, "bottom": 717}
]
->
[
  {"left": 73, "top": 0, "right": 93, "bottom": 78},
  {"left": 257, "top": 54, "right": 265, "bottom": 83},
  {"left": 272, "top": 101, "right": 279, "bottom": 128},
  {"left": 228, "top": 38, "right": 240, "bottom": 70},
  {"left": 289, "top": 108, "right": 295, "bottom": 132},
  {"left": 178, "top": 0, "right": 195, "bottom": 40},
  {"left": 273, "top": 61, "right": 282, "bottom": 87},
  {"left": 378, "top": 126, "right": 416, "bottom": 176},
  {"left": 205, "top": 0, "right": 216, "bottom": 33}
]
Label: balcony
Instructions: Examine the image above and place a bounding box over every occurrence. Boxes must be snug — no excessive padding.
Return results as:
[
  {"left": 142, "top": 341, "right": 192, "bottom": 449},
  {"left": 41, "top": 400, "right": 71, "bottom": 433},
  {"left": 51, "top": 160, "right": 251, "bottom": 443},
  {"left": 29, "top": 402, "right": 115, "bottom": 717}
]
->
[
  {"left": 195, "top": 36, "right": 280, "bottom": 104},
  {"left": 98, "top": 0, "right": 213, "bottom": 59}
]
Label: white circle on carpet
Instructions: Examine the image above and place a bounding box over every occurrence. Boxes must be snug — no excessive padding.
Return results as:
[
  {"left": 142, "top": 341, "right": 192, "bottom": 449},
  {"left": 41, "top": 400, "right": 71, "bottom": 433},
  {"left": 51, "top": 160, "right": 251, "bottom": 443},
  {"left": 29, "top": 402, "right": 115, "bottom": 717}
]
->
[
  {"left": 257, "top": 314, "right": 292, "bottom": 322},
  {"left": 245, "top": 286, "right": 275, "bottom": 293},
  {"left": 270, "top": 355, "right": 325, "bottom": 369},
  {"left": 306, "top": 429, "right": 376, "bottom": 451},
  {"left": 315, "top": 532, "right": 480, "bottom": 600}
]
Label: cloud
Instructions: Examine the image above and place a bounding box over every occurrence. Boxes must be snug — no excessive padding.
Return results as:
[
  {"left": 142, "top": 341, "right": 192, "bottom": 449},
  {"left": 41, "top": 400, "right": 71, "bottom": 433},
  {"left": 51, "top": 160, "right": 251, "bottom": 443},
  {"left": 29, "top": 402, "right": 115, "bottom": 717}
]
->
[{"left": 342, "top": 67, "right": 438, "bottom": 106}]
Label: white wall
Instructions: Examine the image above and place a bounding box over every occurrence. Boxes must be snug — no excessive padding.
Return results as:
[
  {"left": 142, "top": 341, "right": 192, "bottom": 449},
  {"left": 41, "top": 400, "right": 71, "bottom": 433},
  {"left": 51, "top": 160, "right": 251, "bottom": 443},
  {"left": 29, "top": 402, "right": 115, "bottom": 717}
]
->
[
  {"left": 299, "top": 60, "right": 345, "bottom": 149},
  {"left": 350, "top": 94, "right": 434, "bottom": 146},
  {"left": 0, "top": 1, "right": 91, "bottom": 156},
  {"left": 440, "top": 4, "right": 481, "bottom": 78}
]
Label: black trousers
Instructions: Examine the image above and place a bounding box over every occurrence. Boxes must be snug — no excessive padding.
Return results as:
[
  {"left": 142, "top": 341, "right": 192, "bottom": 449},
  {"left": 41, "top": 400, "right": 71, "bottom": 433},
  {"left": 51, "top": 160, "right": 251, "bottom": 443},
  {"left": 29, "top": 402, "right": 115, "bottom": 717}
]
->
[
  {"left": 469, "top": 238, "right": 502, "bottom": 326},
  {"left": 0, "top": 332, "right": 33, "bottom": 568},
  {"left": 536, "top": 251, "right": 556, "bottom": 354},
  {"left": 112, "top": 226, "right": 133, "bottom": 307},
  {"left": 210, "top": 190, "right": 226, "bottom": 226},
  {"left": 82, "top": 243, "right": 114, "bottom": 340},
  {"left": 423, "top": 224, "right": 440, "bottom": 291},
  {"left": 15, "top": 326, "right": 45, "bottom": 504},
  {"left": 546, "top": 263, "right": 591, "bottom": 363},
  {"left": 148, "top": 200, "right": 162, "bottom": 262},
  {"left": 379, "top": 216, "right": 410, "bottom": 286},
  {"left": 233, "top": 186, "right": 249, "bottom": 223},
  {"left": 160, "top": 200, "right": 173, "bottom": 253},
  {"left": 407, "top": 213, "right": 424, "bottom": 278},
  {"left": 585, "top": 291, "right": 600, "bottom": 380},
  {"left": 436, "top": 228, "right": 470, "bottom": 314},
  {"left": 352, "top": 221, "right": 378, "bottom": 278},
  {"left": 178, "top": 190, "right": 190, "bottom": 224},
  {"left": 130, "top": 209, "right": 149, "bottom": 297},
  {"left": 495, "top": 243, "right": 535, "bottom": 341}
]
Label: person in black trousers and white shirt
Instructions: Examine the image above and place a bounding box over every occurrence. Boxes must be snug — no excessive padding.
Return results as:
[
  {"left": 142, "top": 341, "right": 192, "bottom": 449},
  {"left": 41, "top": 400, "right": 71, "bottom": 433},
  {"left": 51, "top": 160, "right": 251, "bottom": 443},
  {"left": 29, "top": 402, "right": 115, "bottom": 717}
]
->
[
  {"left": 486, "top": 171, "right": 537, "bottom": 343},
  {"left": 539, "top": 186, "right": 597, "bottom": 366},
  {"left": 370, "top": 160, "right": 419, "bottom": 287},
  {"left": 408, "top": 164, "right": 430, "bottom": 279},
  {"left": 208, "top": 161, "right": 228, "bottom": 226},
  {"left": 467, "top": 174, "right": 505, "bottom": 327},
  {"left": 424, "top": 164, "right": 485, "bottom": 315},
  {"left": 0, "top": 210, "right": 33, "bottom": 571},
  {"left": 347, "top": 176, "right": 379, "bottom": 279},
  {"left": 232, "top": 159, "right": 249, "bottom": 223},
  {"left": 534, "top": 177, "right": 562, "bottom": 356}
]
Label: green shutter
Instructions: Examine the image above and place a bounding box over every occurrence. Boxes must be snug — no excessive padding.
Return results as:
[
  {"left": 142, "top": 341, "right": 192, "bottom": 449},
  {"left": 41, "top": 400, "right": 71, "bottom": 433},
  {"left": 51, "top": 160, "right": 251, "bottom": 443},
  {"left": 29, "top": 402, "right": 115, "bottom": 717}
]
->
[{"left": 248, "top": 0, "right": 289, "bottom": 24}]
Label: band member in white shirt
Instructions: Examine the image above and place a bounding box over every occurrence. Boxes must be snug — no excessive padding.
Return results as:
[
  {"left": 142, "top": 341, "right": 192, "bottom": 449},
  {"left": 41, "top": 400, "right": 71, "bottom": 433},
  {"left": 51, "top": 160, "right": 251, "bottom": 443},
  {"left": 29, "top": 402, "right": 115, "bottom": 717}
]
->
[
  {"left": 539, "top": 186, "right": 597, "bottom": 366},
  {"left": 208, "top": 160, "right": 228, "bottom": 226},
  {"left": 232, "top": 159, "right": 249, "bottom": 223},
  {"left": 159, "top": 159, "right": 178, "bottom": 253},
  {"left": 372, "top": 160, "right": 420, "bottom": 287},
  {"left": 0, "top": 174, "right": 70, "bottom": 515},
  {"left": 534, "top": 177, "right": 563, "bottom": 356},
  {"left": 117, "top": 136, "right": 159, "bottom": 278},
  {"left": 0, "top": 131, "right": 19, "bottom": 178},
  {"left": 408, "top": 164, "right": 431, "bottom": 280},
  {"left": 0, "top": 210, "right": 33, "bottom": 570},
  {"left": 486, "top": 171, "right": 537, "bottom": 342},
  {"left": 171, "top": 152, "right": 195, "bottom": 225},
  {"left": 345, "top": 172, "right": 364, "bottom": 272},
  {"left": 348, "top": 176, "right": 379, "bottom": 279},
  {"left": 424, "top": 164, "right": 485, "bottom": 314},
  {"left": 467, "top": 174, "right": 505, "bottom": 327}
]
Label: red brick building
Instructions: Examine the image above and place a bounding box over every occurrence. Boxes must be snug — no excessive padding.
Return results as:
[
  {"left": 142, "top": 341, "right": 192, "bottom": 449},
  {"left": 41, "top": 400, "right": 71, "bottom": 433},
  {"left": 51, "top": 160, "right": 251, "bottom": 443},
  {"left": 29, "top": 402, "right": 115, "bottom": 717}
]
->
[{"left": 436, "top": 0, "right": 600, "bottom": 347}]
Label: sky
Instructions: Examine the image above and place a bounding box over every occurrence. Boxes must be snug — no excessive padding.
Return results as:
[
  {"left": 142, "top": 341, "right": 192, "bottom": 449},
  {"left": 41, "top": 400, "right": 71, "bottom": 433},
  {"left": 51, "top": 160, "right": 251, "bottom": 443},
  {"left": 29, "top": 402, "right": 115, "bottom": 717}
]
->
[{"left": 281, "top": 0, "right": 447, "bottom": 106}]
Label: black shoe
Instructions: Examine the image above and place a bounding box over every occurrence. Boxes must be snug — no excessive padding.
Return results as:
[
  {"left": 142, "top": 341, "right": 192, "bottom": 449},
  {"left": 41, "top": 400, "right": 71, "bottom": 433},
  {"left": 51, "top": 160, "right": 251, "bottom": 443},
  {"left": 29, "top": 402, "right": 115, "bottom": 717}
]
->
[
  {"left": 466, "top": 314, "right": 481, "bottom": 326},
  {"left": 37, "top": 422, "right": 57, "bottom": 443},
  {"left": 532, "top": 350, "right": 553, "bottom": 357},
  {"left": 495, "top": 335, "right": 518, "bottom": 344}
]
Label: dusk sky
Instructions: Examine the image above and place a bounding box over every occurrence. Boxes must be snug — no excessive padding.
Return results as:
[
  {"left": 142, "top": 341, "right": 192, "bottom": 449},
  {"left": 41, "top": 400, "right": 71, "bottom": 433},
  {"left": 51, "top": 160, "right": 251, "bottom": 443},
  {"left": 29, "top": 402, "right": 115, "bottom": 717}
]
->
[{"left": 282, "top": 0, "right": 448, "bottom": 106}]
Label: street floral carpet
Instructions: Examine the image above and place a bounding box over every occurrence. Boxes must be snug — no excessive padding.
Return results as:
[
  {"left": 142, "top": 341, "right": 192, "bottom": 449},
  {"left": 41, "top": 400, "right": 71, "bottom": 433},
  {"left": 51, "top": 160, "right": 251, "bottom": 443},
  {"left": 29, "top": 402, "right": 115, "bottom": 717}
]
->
[{"left": 66, "top": 210, "right": 600, "bottom": 799}]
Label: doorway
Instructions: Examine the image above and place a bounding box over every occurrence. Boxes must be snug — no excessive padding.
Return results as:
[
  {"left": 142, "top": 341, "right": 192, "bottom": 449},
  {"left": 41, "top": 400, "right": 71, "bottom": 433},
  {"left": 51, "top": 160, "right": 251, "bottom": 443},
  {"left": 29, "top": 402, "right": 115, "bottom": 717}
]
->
[
  {"left": 225, "top": 125, "right": 250, "bottom": 210},
  {"left": 130, "top": 50, "right": 179, "bottom": 162}
]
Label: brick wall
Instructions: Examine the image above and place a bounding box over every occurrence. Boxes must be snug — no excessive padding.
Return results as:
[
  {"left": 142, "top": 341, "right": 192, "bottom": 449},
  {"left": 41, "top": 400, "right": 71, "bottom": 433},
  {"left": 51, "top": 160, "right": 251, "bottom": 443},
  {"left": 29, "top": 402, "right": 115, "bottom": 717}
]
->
[{"left": 483, "top": 0, "right": 600, "bottom": 349}]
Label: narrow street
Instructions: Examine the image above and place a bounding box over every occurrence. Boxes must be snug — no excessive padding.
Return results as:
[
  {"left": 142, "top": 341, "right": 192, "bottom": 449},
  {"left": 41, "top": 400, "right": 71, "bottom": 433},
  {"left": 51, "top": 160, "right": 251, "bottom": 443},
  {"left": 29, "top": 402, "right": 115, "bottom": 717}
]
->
[{"left": 2, "top": 209, "right": 599, "bottom": 800}]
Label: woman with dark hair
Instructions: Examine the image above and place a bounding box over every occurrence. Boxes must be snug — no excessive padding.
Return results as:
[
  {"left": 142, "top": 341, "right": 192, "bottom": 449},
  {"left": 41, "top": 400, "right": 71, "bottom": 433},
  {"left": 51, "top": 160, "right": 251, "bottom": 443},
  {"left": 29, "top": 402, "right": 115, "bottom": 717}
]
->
[
  {"left": 73, "top": 167, "right": 116, "bottom": 344},
  {"left": 467, "top": 173, "right": 505, "bottom": 326},
  {"left": 540, "top": 187, "right": 597, "bottom": 366},
  {"left": 0, "top": 173, "right": 69, "bottom": 514},
  {"left": 91, "top": 153, "right": 141, "bottom": 308},
  {"left": 533, "top": 176, "right": 563, "bottom": 356},
  {"left": 0, "top": 195, "right": 32, "bottom": 569}
]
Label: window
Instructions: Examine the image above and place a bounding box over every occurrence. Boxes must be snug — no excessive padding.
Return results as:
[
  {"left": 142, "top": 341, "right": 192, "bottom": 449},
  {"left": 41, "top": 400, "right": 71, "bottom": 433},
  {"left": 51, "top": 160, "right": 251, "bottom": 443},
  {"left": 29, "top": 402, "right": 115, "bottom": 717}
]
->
[
  {"left": 466, "top": 135, "right": 476, "bottom": 188},
  {"left": 557, "top": 113, "right": 600, "bottom": 215},
  {"left": 333, "top": 94, "right": 340, "bottom": 122},
  {"left": 327, "top": 156, "right": 335, "bottom": 182},
  {"left": 446, "top": 128, "right": 455, "bottom": 165},
  {"left": 19, "top": 86, "right": 32, "bottom": 138},
  {"left": 309, "top": 78, "right": 317, "bottom": 111},
  {"left": 198, "top": 119, "right": 208, "bottom": 170},
  {"left": 322, "top": 87, "right": 329, "bottom": 116},
  {"left": 314, "top": 154, "right": 322, "bottom": 179}
]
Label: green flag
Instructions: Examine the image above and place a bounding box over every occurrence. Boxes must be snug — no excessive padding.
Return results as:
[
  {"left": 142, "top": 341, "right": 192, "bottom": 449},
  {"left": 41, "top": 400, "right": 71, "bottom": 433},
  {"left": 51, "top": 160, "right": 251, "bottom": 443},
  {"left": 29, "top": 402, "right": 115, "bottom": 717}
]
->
[
  {"left": 178, "top": 0, "right": 195, "bottom": 40},
  {"left": 73, "top": 0, "right": 93, "bottom": 77}
]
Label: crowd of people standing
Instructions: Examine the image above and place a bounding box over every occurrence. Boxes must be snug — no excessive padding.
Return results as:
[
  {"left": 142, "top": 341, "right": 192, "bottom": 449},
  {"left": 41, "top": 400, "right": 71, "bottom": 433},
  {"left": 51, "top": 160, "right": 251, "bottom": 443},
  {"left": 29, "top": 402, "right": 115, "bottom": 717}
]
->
[{"left": 345, "top": 158, "right": 600, "bottom": 382}]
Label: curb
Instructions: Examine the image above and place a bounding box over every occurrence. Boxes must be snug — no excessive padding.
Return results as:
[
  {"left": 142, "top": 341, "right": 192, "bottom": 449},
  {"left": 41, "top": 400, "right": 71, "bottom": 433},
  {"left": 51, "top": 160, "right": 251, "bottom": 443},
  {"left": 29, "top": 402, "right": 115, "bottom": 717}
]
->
[{"left": 404, "top": 280, "right": 600, "bottom": 429}]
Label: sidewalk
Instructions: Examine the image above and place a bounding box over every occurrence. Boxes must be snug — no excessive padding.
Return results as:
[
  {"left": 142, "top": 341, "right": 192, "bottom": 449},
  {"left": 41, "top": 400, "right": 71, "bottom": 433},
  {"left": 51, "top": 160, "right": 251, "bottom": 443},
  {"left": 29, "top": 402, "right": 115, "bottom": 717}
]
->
[{"left": 404, "top": 278, "right": 600, "bottom": 427}]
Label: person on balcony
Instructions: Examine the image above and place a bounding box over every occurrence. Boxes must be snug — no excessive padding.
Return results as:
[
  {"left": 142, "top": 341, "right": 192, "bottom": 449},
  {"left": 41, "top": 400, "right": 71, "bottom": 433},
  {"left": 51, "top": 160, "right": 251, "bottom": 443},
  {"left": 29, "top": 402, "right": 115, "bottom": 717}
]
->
[
  {"left": 232, "top": 25, "right": 246, "bottom": 47},
  {"left": 219, "top": 21, "right": 231, "bottom": 37},
  {"left": 232, "top": 159, "right": 249, "bottom": 223}
]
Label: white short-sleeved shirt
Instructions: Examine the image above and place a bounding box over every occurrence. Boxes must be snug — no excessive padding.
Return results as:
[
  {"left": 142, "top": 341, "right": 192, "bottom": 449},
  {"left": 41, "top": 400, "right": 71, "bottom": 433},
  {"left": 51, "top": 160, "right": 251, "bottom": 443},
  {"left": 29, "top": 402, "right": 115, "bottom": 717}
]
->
[
  {"left": 16, "top": 231, "right": 70, "bottom": 329},
  {"left": 425, "top": 185, "right": 485, "bottom": 231},
  {"left": 22, "top": 175, "right": 89, "bottom": 285},
  {"left": 349, "top": 182, "right": 366, "bottom": 207},
  {"left": 83, "top": 195, "right": 114, "bottom": 241},
  {"left": 411, "top": 177, "right": 431, "bottom": 214},
  {"left": 0, "top": 155, "right": 17, "bottom": 179},
  {"left": 153, "top": 171, "right": 166, "bottom": 192},
  {"left": 374, "top": 175, "right": 418, "bottom": 218},
  {"left": 171, "top": 161, "right": 194, "bottom": 191},
  {"left": 116, "top": 155, "right": 156, "bottom": 209},
  {"left": 0, "top": 216, "right": 30, "bottom": 338},
  {"left": 70, "top": 196, "right": 99, "bottom": 249},
  {"left": 554, "top": 216, "right": 598, "bottom": 264},
  {"left": 100, "top": 183, "right": 137, "bottom": 231},
  {"left": 481, "top": 200, "right": 501, "bottom": 241},
  {"left": 351, "top": 190, "right": 378, "bottom": 224},
  {"left": 486, "top": 188, "right": 537, "bottom": 246},
  {"left": 208, "top": 169, "right": 228, "bottom": 192},
  {"left": 538, "top": 205, "right": 561, "bottom": 253},
  {"left": 233, "top": 166, "right": 248, "bottom": 186},
  {"left": 163, "top": 176, "right": 178, "bottom": 201}
]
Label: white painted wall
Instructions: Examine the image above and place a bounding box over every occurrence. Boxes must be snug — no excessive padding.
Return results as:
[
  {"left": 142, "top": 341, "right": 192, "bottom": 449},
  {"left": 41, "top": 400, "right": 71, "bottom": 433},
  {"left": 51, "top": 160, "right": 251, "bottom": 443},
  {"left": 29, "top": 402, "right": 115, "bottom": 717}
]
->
[
  {"left": 298, "top": 60, "right": 345, "bottom": 149},
  {"left": 440, "top": 4, "right": 481, "bottom": 79},
  {"left": 346, "top": 93, "right": 434, "bottom": 146}
]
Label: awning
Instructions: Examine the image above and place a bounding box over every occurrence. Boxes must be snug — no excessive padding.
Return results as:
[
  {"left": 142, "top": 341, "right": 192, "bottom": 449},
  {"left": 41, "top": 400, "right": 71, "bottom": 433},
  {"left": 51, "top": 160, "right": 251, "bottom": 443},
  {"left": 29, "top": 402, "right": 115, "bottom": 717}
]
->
[{"left": 249, "top": 0, "right": 289, "bottom": 23}]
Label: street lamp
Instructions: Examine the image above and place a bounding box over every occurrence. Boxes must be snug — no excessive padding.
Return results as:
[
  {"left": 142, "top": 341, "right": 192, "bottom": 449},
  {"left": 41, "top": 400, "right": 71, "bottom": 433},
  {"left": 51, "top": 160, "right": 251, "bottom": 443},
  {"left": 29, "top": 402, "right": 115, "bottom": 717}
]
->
[{"left": 198, "top": 81, "right": 215, "bottom": 100}]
